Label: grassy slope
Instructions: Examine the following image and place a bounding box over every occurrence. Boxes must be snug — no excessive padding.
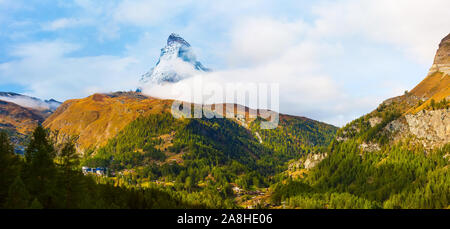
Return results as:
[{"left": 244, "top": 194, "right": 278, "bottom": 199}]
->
[{"left": 44, "top": 93, "right": 174, "bottom": 152}]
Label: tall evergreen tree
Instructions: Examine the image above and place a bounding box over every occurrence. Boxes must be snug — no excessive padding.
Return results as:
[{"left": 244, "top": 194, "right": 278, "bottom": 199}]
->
[
  {"left": 57, "top": 136, "right": 80, "bottom": 174},
  {"left": 23, "top": 126, "right": 59, "bottom": 208},
  {"left": 0, "top": 131, "right": 19, "bottom": 206},
  {"left": 56, "top": 137, "right": 83, "bottom": 208}
]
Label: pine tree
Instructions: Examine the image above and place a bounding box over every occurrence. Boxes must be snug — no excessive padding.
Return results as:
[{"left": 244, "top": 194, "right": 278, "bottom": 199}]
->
[
  {"left": 23, "top": 126, "right": 58, "bottom": 208},
  {"left": 0, "top": 131, "right": 14, "bottom": 155},
  {"left": 57, "top": 137, "right": 80, "bottom": 174},
  {"left": 57, "top": 137, "right": 82, "bottom": 208},
  {"left": 25, "top": 126, "right": 56, "bottom": 168},
  {"left": 5, "top": 176, "right": 30, "bottom": 209},
  {"left": 0, "top": 131, "right": 19, "bottom": 206}
]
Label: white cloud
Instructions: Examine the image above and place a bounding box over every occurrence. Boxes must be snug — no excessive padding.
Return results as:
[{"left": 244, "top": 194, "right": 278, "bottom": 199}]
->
[
  {"left": 0, "top": 94, "right": 58, "bottom": 110},
  {"left": 227, "top": 18, "right": 308, "bottom": 67},
  {"left": 113, "top": 0, "right": 191, "bottom": 26},
  {"left": 42, "top": 18, "right": 88, "bottom": 31},
  {"left": 10, "top": 41, "right": 80, "bottom": 58},
  {"left": 311, "top": 0, "right": 450, "bottom": 65},
  {"left": 0, "top": 41, "right": 143, "bottom": 101}
]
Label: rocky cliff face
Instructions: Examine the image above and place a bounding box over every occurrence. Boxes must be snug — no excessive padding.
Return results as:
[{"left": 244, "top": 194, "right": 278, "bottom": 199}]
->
[
  {"left": 405, "top": 109, "right": 449, "bottom": 148},
  {"left": 401, "top": 34, "right": 450, "bottom": 148},
  {"left": 289, "top": 153, "right": 328, "bottom": 171},
  {"left": 429, "top": 33, "right": 450, "bottom": 75}
]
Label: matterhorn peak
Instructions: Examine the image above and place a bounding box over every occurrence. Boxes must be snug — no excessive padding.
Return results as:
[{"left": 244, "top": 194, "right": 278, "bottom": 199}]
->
[
  {"left": 167, "top": 33, "right": 191, "bottom": 47},
  {"left": 139, "top": 33, "right": 210, "bottom": 85}
]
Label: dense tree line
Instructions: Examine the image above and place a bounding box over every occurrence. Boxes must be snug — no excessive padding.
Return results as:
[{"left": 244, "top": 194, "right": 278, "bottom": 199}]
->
[
  {"left": 0, "top": 128, "right": 207, "bottom": 209},
  {"left": 271, "top": 140, "right": 449, "bottom": 209}
]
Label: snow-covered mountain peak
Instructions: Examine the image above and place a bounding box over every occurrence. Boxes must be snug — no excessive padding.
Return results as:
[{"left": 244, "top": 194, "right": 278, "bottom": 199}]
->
[
  {"left": 167, "top": 33, "right": 191, "bottom": 47},
  {"left": 139, "top": 33, "right": 210, "bottom": 85}
]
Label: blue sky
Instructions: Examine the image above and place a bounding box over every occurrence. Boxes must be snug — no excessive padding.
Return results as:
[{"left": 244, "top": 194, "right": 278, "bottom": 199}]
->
[{"left": 0, "top": 0, "right": 449, "bottom": 126}]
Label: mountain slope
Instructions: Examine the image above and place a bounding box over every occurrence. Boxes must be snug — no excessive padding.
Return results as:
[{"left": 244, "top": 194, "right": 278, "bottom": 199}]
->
[
  {"left": 0, "top": 93, "right": 61, "bottom": 152},
  {"left": 0, "top": 100, "right": 45, "bottom": 134},
  {"left": 44, "top": 92, "right": 337, "bottom": 155},
  {"left": 43, "top": 92, "right": 174, "bottom": 153}
]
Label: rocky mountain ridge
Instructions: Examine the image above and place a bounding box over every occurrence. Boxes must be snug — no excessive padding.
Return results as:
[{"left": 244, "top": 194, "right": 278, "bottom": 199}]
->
[{"left": 429, "top": 33, "right": 450, "bottom": 75}]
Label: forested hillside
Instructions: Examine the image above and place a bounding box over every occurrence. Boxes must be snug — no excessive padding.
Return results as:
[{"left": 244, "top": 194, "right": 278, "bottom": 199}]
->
[
  {"left": 0, "top": 128, "right": 236, "bottom": 209},
  {"left": 272, "top": 140, "right": 449, "bottom": 209},
  {"left": 78, "top": 112, "right": 336, "bottom": 207}
]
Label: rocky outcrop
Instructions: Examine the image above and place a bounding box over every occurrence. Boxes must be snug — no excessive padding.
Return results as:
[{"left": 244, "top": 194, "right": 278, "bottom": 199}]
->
[
  {"left": 304, "top": 153, "right": 328, "bottom": 169},
  {"left": 405, "top": 108, "right": 449, "bottom": 148},
  {"left": 444, "top": 153, "right": 450, "bottom": 162},
  {"left": 384, "top": 117, "right": 409, "bottom": 142},
  {"left": 289, "top": 153, "right": 328, "bottom": 171},
  {"left": 369, "top": 117, "right": 382, "bottom": 127},
  {"left": 381, "top": 109, "right": 449, "bottom": 149},
  {"left": 384, "top": 118, "right": 408, "bottom": 133},
  {"left": 360, "top": 142, "right": 380, "bottom": 152}
]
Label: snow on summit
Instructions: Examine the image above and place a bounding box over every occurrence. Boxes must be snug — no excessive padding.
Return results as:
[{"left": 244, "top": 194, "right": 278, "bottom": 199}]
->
[{"left": 140, "top": 33, "right": 210, "bottom": 85}]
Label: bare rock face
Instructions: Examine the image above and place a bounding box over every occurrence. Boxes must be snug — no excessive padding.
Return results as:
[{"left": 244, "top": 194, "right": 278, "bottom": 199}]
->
[
  {"left": 369, "top": 117, "right": 383, "bottom": 127},
  {"left": 384, "top": 118, "right": 408, "bottom": 133},
  {"left": 429, "top": 33, "right": 450, "bottom": 75},
  {"left": 369, "top": 117, "right": 382, "bottom": 127},
  {"left": 405, "top": 108, "right": 450, "bottom": 148},
  {"left": 288, "top": 160, "right": 302, "bottom": 171},
  {"left": 288, "top": 153, "right": 328, "bottom": 171},
  {"left": 303, "top": 153, "right": 328, "bottom": 170},
  {"left": 384, "top": 117, "right": 409, "bottom": 142},
  {"left": 382, "top": 109, "right": 449, "bottom": 149},
  {"left": 360, "top": 142, "right": 380, "bottom": 152},
  {"left": 444, "top": 153, "right": 450, "bottom": 162}
]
